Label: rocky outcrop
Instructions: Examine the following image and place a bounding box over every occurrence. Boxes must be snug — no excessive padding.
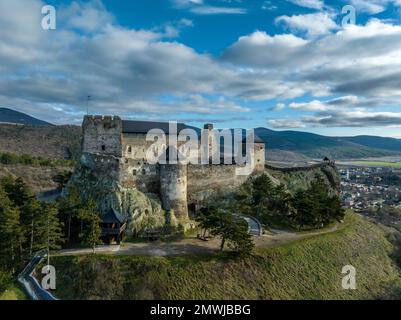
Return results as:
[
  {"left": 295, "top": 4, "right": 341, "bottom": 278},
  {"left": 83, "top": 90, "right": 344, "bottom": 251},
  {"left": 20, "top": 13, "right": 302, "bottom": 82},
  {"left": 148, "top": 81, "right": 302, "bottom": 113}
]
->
[
  {"left": 266, "top": 163, "right": 340, "bottom": 196},
  {"left": 66, "top": 153, "right": 166, "bottom": 235}
]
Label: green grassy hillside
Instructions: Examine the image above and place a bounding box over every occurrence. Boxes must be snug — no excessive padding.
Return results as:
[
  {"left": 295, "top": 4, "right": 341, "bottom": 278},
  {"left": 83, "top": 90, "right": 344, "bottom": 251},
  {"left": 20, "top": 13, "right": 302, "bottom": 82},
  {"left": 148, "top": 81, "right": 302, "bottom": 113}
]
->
[
  {"left": 0, "top": 285, "right": 27, "bottom": 300},
  {"left": 49, "top": 214, "right": 401, "bottom": 300}
]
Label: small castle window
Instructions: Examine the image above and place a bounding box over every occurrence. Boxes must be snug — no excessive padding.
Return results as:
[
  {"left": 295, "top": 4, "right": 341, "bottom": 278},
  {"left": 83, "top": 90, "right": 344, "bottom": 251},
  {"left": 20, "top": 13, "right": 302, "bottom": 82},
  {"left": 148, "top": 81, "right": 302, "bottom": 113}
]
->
[
  {"left": 142, "top": 169, "right": 146, "bottom": 175},
  {"left": 133, "top": 169, "right": 137, "bottom": 176},
  {"left": 101, "top": 145, "right": 106, "bottom": 151},
  {"left": 127, "top": 146, "right": 132, "bottom": 153}
]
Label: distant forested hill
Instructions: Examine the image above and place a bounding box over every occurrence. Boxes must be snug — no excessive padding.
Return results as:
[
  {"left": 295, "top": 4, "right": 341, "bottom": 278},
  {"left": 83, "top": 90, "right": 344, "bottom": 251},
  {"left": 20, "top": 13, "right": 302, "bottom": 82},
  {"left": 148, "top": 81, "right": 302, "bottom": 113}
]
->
[
  {"left": 256, "top": 128, "right": 401, "bottom": 160},
  {"left": 0, "top": 108, "right": 52, "bottom": 126}
]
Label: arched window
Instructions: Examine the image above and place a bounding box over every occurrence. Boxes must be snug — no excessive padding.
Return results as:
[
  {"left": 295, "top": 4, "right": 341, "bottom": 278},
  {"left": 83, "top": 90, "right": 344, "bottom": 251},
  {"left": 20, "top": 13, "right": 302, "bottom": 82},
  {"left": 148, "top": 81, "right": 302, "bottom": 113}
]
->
[
  {"left": 127, "top": 146, "right": 132, "bottom": 153},
  {"left": 101, "top": 145, "right": 106, "bottom": 151}
]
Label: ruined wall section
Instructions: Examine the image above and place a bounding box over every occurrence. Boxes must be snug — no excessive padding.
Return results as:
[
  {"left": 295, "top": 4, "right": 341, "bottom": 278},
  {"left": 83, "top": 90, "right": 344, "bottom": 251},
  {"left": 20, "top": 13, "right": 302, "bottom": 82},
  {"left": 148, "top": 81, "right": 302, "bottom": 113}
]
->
[
  {"left": 187, "top": 164, "right": 251, "bottom": 207},
  {"left": 120, "top": 133, "right": 160, "bottom": 194}
]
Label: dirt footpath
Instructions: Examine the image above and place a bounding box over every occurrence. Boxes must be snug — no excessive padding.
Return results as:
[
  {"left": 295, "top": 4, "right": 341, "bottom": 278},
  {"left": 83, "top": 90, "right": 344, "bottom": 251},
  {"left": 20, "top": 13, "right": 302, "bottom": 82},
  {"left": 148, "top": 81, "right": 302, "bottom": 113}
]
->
[{"left": 57, "top": 224, "right": 340, "bottom": 257}]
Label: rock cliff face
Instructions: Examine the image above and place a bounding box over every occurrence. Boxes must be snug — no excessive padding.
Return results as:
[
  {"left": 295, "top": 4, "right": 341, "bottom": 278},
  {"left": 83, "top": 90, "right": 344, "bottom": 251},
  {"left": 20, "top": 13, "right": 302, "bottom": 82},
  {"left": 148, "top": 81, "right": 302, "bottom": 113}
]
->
[{"left": 266, "top": 163, "right": 341, "bottom": 196}]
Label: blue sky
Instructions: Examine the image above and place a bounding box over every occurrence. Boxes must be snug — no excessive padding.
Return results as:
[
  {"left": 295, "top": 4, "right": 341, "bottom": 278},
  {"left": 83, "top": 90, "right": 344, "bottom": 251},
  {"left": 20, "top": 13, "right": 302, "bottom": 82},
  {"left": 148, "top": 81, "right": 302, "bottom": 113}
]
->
[{"left": 2, "top": 0, "right": 401, "bottom": 137}]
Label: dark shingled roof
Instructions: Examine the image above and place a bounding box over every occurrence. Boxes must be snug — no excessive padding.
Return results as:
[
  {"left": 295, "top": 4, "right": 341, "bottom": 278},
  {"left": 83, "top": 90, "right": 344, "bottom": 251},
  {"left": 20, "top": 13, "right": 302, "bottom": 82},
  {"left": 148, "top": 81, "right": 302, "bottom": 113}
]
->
[
  {"left": 122, "top": 120, "right": 265, "bottom": 144},
  {"left": 122, "top": 120, "right": 199, "bottom": 134},
  {"left": 102, "top": 208, "right": 126, "bottom": 224}
]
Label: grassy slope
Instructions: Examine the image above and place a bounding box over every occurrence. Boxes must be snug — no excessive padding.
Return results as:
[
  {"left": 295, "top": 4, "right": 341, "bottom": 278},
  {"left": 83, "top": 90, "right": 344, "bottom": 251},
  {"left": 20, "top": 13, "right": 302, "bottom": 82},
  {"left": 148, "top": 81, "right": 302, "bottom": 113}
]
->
[
  {"left": 348, "top": 161, "right": 401, "bottom": 168},
  {"left": 51, "top": 214, "right": 401, "bottom": 300},
  {"left": 0, "top": 284, "right": 27, "bottom": 300}
]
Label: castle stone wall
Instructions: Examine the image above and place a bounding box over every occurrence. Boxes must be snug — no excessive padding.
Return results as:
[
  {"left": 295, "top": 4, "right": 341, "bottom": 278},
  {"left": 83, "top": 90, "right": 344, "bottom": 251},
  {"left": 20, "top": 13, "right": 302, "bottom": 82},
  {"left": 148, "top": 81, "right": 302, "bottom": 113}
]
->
[{"left": 187, "top": 164, "right": 250, "bottom": 206}]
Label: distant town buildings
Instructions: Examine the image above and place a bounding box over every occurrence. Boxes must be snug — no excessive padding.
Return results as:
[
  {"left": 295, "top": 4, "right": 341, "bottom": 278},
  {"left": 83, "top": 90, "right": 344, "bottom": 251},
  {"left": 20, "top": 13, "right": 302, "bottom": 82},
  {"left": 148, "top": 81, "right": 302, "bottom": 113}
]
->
[{"left": 340, "top": 166, "right": 401, "bottom": 211}]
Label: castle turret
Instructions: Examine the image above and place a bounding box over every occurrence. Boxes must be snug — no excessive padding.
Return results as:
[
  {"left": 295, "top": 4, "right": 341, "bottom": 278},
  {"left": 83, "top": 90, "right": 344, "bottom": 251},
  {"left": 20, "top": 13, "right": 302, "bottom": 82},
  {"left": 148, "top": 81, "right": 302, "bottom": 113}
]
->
[
  {"left": 160, "top": 162, "right": 188, "bottom": 219},
  {"left": 254, "top": 135, "right": 266, "bottom": 172},
  {"left": 203, "top": 123, "right": 219, "bottom": 163}
]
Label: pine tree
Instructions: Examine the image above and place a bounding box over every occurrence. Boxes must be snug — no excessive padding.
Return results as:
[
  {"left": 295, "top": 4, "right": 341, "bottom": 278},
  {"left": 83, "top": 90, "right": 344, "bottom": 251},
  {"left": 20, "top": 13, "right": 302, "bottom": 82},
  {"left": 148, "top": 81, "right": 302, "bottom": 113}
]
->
[
  {"left": 53, "top": 171, "right": 72, "bottom": 190},
  {"left": 233, "top": 182, "right": 253, "bottom": 217},
  {"left": 34, "top": 203, "right": 64, "bottom": 265},
  {"left": 23, "top": 198, "right": 42, "bottom": 257},
  {"left": 85, "top": 212, "right": 102, "bottom": 254},
  {"left": 290, "top": 174, "right": 345, "bottom": 229},
  {"left": 226, "top": 218, "right": 254, "bottom": 256},
  {"left": 57, "top": 186, "right": 81, "bottom": 243},
  {"left": 1, "top": 177, "right": 33, "bottom": 208},
  {"left": 197, "top": 207, "right": 254, "bottom": 255},
  {"left": 77, "top": 200, "right": 102, "bottom": 254},
  {"left": 0, "top": 187, "right": 25, "bottom": 271},
  {"left": 251, "top": 174, "right": 274, "bottom": 205},
  {"left": 272, "top": 184, "right": 292, "bottom": 216}
]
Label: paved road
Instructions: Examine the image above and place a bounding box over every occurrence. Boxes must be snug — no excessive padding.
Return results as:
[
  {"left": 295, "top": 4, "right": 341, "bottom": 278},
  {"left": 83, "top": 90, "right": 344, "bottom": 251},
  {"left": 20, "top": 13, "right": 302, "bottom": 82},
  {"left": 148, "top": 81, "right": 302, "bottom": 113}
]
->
[
  {"left": 238, "top": 214, "right": 263, "bottom": 236},
  {"left": 18, "top": 250, "right": 58, "bottom": 300},
  {"left": 231, "top": 213, "right": 263, "bottom": 236},
  {"left": 59, "top": 245, "right": 121, "bottom": 256}
]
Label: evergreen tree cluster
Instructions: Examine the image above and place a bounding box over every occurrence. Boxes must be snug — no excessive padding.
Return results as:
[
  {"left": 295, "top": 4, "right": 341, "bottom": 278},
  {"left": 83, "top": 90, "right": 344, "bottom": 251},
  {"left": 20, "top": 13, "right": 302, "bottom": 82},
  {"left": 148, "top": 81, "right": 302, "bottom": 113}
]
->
[
  {"left": 235, "top": 173, "right": 345, "bottom": 230},
  {"left": 0, "top": 177, "right": 103, "bottom": 281},
  {"left": 56, "top": 187, "right": 102, "bottom": 250},
  {"left": 0, "top": 176, "right": 63, "bottom": 273},
  {"left": 196, "top": 206, "right": 255, "bottom": 256}
]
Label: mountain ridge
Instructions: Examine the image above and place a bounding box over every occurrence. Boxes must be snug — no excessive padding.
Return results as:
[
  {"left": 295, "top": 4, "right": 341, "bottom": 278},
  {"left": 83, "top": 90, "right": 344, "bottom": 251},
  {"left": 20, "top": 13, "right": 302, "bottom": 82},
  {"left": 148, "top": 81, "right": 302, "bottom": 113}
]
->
[
  {"left": 255, "top": 127, "right": 401, "bottom": 160},
  {"left": 0, "top": 107, "right": 52, "bottom": 126},
  {"left": 2, "top": 108, "right": 401, "bottom": 160}
]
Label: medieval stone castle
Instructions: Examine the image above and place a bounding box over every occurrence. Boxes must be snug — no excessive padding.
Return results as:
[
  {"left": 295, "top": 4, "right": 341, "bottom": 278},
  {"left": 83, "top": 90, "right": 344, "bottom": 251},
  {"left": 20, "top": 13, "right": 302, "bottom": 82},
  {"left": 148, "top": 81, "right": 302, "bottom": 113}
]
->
[{"left": 80, "top": 115, "right": 266, "bottom": 222}]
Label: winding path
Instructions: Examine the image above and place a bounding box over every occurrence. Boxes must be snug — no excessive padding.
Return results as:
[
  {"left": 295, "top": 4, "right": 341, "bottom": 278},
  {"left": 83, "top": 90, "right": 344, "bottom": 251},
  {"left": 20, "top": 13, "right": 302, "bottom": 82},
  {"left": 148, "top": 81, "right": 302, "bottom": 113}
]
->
[{"left": 56, "top": 223, "right": 340, "bottom": 257}]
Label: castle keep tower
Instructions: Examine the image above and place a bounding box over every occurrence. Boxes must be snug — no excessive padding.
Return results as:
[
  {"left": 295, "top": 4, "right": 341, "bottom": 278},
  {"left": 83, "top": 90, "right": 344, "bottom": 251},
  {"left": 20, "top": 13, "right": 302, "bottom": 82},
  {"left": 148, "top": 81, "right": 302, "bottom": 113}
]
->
[{"left": 82, "top": 115, "right": 122, "bottom": 157}]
